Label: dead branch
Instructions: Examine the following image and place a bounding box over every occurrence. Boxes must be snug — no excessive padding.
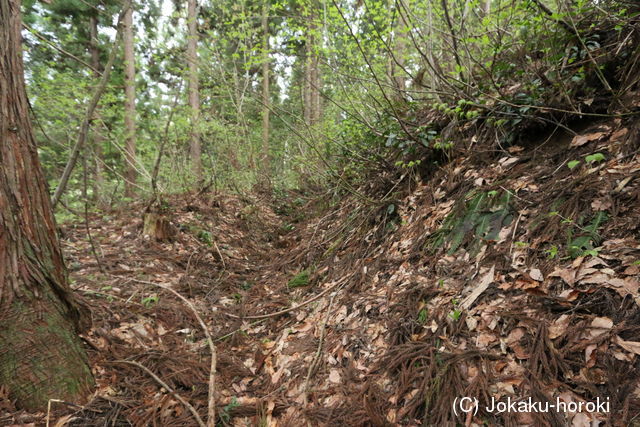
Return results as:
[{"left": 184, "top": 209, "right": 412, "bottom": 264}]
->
[
  {"left": 113, "top": 360, "right": 206, "bottom": 427},
  {"left": 51, "top": 0, "right": 131, "bottom": 208}
]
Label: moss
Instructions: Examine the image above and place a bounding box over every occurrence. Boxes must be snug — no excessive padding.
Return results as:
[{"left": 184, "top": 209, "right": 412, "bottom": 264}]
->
[
  {"left": 0, "top": 286, "right": 93, "bottom": 411},
  {"left": 288, "top": 270, "right": 310, "bottom": 289}
]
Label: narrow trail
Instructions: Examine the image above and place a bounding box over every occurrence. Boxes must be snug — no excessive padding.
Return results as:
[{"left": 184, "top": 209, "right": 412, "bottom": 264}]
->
[{"left": 6, "top": 118, "right": 640, "bottom": 426}]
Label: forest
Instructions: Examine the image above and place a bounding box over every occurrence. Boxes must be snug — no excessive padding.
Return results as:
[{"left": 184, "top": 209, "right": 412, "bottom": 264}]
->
[{"left": 1, "top": 0, "right": 640, "bottom": 425}]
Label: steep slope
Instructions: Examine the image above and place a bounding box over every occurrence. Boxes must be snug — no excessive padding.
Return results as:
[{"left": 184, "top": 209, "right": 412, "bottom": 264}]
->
[
  {"left": 216, "top": 118, "right": 640, "bottom": 426},
  {"left": 10, "top": 116, "right": 634, "bottom": 427}
]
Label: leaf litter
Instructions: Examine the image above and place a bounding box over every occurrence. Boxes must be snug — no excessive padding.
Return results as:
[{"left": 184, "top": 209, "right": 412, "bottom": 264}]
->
[{"left": 1, "top": 122, "right": 640, "bottom": 426}]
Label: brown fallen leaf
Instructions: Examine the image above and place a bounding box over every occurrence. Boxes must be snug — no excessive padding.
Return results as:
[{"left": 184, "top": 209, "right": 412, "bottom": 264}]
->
[
  {"left": 615, "top": 336, "right": 640, "bottom": 356},
  {"left": 558, "top": 289, "right": 580, "bottom": 301},
  {"left": 476, "top": 332, "right": 497, "bottom": 349},
  {"left": 494, "top": 360, "right": 508, "bottom": 373},
  {"left": 508, "top": 145, "right": 524, "bottom": 153},
  {"left": 529, "top": 268, "right": 544, "bottom": 282},
  {"left": 588, "top": 317, "right": 613, "bottom": 339},
  {"left": 549, "top": 314, "right": 570, "bottom": 339},
  {"left": 607, "top": 277, "right": 640, "bottom": 296},
  {"left": 461, "top": 265, "right": 495, "bottom": 309},
  {"left": 512, "top": 343, "right": 529, "bottom": 359},
  {"left": 591, "top": 198, "right": 612, "bottom": 211},
  {"left": 624, "top": 264, "right": 640, "bottom": 275},
  {"left": 329, "top": 369, "right": 341, "bottom": 383},
  {"left": 570, "top": 131, "right": 607, "bottom": 147},
  {"left": 571, "top": 412, "right": 593, "bottom": 427},
  {"left": 610, "top": 127, "right": 628, "bottom": 142},
  {"left": 591, "top": 316, "right": 613, "bottom": 329},
  {"left": 550, "top": 267, "right": 576, "bottom": 285},
  {"left": 507, "top": 327, "right": 526, "bottom": 344}
]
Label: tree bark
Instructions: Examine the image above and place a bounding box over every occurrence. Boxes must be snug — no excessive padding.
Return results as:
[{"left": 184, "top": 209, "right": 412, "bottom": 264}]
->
[
  {"left": 303, "top": 28, "right": 312, "bottom": 127},
  {"left": 304, "top": 2, "right": 321, "bottom": 126},
  {"left": 187, "top": 0, "right": 201, "bottom": 182},
  {"left": 261, "top": 0, "right": 270, "bottom": 181},
  {"left": 123, "top": 5, "right": 137, "bottom": 197},
  {"left": 89, "top": 15, "right": 106, "bottom": 207},
  {"left": 391, "top": 0, "right": 408, "bottom": 97},
  {"left": 0, "top": 0, "right": 94, "bottom": 410}
]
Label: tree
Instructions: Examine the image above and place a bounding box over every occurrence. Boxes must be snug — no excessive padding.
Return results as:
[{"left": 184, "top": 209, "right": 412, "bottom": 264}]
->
[
  {"left": 123, "top": 3, "right": 137, "bottom": 197},
  {"left": 261, "top": 0, "right": 270, "bottom": 180},
  {"left": 187, "top": 0, "right": 202, "bottom": 182},
  {"left": 303, "top": 0, "right": 322, "bottom": 127},
  {"left": 89, "top": 14, "right": 106, "bottom": 206},
  {"left": 390, "top": 0, "right": 408, "bottom": 97},
  {"left": 0, "top": 0, "right": 94, "bottom": 410}
]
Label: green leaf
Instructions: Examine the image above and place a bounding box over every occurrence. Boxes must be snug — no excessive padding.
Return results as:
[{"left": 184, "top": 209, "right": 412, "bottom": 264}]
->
[
  {"left": 567, "top": 160, "right": 580, "bottom": 170},
  {"left": 585, "top": 153, "right": 605, "bottom": 164}
]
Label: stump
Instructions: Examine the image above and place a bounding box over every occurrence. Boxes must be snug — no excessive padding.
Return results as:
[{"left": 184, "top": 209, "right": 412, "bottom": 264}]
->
[{"left": 143, "top": 212, "right": 175, "bottom": 241}]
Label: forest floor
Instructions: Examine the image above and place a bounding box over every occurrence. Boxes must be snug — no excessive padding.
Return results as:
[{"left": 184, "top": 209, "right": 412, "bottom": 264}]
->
[{"left": 2, "top": 117, "right": 640, "bottom": 426}]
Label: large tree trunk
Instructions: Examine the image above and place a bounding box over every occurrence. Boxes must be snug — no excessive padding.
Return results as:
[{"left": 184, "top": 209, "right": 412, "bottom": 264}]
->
[
  {"left": 0, "top": 0, "right": 94, "bottom": 411},
  {"left": 187, "top": 0, "right": 201, "bottom": 182},
  {"left": 260, "top": 0, "right": 270, "bottom": 181},
  {"left": 123, "top": 5, "right": 137, "bottom": 197}
]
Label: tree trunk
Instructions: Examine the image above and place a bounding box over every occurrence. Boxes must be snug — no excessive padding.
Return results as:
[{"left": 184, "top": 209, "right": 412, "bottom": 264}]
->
[
  {"left": 303, "top": 2, "right": 317, "bottom": 127},
  {"left": 187, "top": 0, "right": 201, "bottom": 182},
  {"left": 391, "top": 0, "right": 408, "bottom": 98},
  {"left": 0, "top": 0, "right": 94, "bottom": 411},
  {"left": 89, "top": 15, "right": 106, "bottom": 207},
  {"left": 260, "top": 0, "right": 270, "bottom": 181},
  {"left": 310, "top": 45, "right": 321, "bottom": 124},
  {"left": 123, "top": 5, "right": 137, "bottom": 197},
  {"left": 303, "top": 32, "right": 312, "bottom": 127},
  {"left": 305, "top": 2, "right": 322, "bottom": 126}
]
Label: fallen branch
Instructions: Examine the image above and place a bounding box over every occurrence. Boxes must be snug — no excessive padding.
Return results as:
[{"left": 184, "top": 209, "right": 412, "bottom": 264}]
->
[
  {"left": 113, "top": 360, "right": 206, "bottom": 427},
  {"left": 110, "top": 275, "right": 216, "bottom": 426},
  {"left": 303, "top": 284, "right": 342, "bottom": 415}
]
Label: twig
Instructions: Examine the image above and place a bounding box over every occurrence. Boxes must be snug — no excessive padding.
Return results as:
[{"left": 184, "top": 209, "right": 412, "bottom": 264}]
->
[
  {"left": 23, "top": 23, "right": 101, "bottom": 75},
  {"left": 212, "top": 241, "right": 226, "bottom": 271},
  {"left": 113, "top": 360, "right": 206, "bottom": 427},
  {"left": 551, "top": 158, "right": 569, "bottom": 176},
  {"left": 440, "top": 0, "right": 465, "bottom": 82},
  {"left": 499, "top": 186, "right": 535, "bottom": 205},
  {"left": 225, "top": 274, "right": 351, "bottom": 320},
  {"left": 331, "top": 0, "right": 416, "bottom": 142},
  {"left": 213, "top": 319, "right": 265, "bottom": 342},
  {"left": 302, "top": 284, "right": 342, "bottom": 413},
  {"left": 530, "top": 0, "right": 577, "bottom": 35},
  {"left": 509, "top": 212, "right": 523, "bottom": 256}
]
